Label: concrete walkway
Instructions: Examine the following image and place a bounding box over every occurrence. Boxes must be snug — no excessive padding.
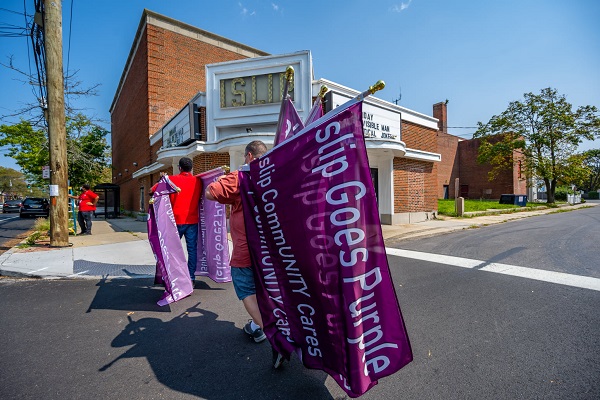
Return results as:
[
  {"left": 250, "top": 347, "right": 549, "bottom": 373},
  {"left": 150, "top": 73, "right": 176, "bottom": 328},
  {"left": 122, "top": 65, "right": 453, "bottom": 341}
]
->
[{"left": 0, "top": 202, "right": 596, "bottom": 279}]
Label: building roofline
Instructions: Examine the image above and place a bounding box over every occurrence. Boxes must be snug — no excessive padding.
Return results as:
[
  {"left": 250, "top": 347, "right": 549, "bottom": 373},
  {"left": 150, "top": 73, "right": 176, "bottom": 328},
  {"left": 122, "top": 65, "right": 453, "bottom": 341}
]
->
[
  {"left": 314, "top": 78, "right": 439, "bottom": 130},
  {"left": 109, "top": 9, "right": 269, "bottom": 113}
]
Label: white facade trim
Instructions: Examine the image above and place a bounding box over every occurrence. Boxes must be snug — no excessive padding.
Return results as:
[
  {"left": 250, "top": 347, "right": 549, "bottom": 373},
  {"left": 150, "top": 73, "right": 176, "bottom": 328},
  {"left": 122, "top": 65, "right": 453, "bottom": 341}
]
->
[
  {"left": 314, "top": 79, "right": 439, "bottom": 130},
  {"left": 132, "top": 161, "right": 165, "bottom": 179},
  {"left": 404, "top": 148, "right": 442, "bottom": 162}
]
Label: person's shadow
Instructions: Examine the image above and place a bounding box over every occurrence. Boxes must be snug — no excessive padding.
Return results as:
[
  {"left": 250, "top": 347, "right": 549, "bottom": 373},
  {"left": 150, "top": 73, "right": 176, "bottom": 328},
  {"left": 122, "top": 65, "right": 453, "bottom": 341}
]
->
[{"left": 99, "top": 302, "right": 338, "bottom": 399}]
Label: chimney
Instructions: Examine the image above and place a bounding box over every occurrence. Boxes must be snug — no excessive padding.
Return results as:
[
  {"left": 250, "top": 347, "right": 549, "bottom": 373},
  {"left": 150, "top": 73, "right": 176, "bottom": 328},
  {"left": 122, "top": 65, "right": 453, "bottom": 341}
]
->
[{"left": 433, "top": 101, "right": 448, "bottom": 133}]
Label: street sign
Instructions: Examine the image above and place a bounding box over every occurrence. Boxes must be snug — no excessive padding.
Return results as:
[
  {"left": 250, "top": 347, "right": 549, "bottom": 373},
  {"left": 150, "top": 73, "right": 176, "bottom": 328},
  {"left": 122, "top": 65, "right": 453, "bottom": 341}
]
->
[{"left": 42, "top": 165, "right": 50, "bottom": 179}]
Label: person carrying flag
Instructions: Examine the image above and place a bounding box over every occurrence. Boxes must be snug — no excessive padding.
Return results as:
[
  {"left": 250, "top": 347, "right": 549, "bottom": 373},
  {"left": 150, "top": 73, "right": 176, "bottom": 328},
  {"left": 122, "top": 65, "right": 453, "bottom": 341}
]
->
[
  {"left": 151, "top": 157, "right": 202, "bottom": 282},
  {"left": 205, "top": 141, "right": 278, "bottom": 358}
]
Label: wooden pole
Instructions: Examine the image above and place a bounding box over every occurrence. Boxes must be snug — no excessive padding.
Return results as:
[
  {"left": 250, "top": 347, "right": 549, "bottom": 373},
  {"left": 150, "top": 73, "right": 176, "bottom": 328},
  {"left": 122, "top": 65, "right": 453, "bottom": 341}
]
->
[{"left": 45, "top": 0, "right": 70, "bottom": 246}]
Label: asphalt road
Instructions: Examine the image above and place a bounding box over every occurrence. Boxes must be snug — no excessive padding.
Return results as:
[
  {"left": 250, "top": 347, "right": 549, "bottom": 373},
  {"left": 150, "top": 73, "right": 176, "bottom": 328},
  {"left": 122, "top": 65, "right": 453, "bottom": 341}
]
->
[
  {"left": 0, "top": 207, "right": 598, "bottom": 399},
  {"left": 391, "top": 204, "right": 600, "bottom": 278},
  {"left": 0, "top": 213, "right": 35, "bottom": 255}
]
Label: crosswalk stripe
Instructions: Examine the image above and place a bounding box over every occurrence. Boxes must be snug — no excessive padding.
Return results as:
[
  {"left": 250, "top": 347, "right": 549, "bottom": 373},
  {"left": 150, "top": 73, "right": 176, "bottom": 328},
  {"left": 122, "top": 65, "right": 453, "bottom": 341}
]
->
[{"left": 386, "top": 248, "right": 600, "bottom": 292}]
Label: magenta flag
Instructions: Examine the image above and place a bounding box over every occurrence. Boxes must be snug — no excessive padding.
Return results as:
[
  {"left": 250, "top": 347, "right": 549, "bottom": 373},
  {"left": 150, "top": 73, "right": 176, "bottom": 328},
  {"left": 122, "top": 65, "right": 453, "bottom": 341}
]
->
[
  {"left": 196, "top": 167, "right": 231, "bottom": 283},
  {"left": 273, "top": 97, "right": 304, "bottom": 146},
  {"left": 304, "top": 96, "right": 324, "bottom": 126},
  {"left": 148, "top": 176, "right": 193, "bottom": 306},
  {"left": 240, "top": 101, "right": 412, "bottom": 397}
]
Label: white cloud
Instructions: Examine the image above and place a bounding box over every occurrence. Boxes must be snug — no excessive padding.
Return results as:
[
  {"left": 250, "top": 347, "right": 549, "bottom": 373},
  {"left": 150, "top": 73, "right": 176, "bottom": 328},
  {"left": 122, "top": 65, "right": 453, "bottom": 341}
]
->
[
  {"left": 238, "top": 2, "right": 256, "bottom": 16},
  {"left": 391, "top": 0, "right": 413, "bottom": 12},
  {"left": 272, "top": 3, "right": 279, "bottom": 12}
]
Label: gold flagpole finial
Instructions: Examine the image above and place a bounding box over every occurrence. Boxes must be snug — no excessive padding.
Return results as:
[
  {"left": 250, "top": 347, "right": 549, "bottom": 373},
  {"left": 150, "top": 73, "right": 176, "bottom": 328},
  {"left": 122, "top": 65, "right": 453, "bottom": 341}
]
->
[
  {"left": 317, "top": 85, "right": 328, "bottom": 99},
  {"left": 369, "top": 80, "right": 385, "bottom": 95},
  {"left": 220, "top": 165, "right": 230, "bottom": 173},
  {"left": 285, "top": 66, "right": 294, "bottom": 83}
]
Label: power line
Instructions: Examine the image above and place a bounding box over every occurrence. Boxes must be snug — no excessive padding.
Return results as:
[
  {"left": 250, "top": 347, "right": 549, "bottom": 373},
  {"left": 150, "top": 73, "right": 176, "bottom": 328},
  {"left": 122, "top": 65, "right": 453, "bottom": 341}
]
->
[
  {"left": 30, "top": 0, "right": 47, "bottom": 126},
  {"left": 0, "top": 6, "right": 26, "bottom": 15},
  {"left": 24, "top": 0, "right": 33, "bottom": 78},
  {"left": 0, "top": 6, "right": 31, "bottom": 37},
  {"left": 65, "top": 0, "right": 73, "bottom": 76}
]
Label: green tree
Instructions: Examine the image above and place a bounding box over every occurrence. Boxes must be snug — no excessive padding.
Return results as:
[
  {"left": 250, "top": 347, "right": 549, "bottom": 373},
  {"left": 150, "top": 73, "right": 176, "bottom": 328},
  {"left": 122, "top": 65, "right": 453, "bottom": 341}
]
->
[
  {"left": 0, "top": 114, "right": 111, "bottom": 189},
  {"left": 580, "top": 149, "right": 600, "bottom": 192},
  {"left": 0, "top": 167, "right": 28, "bottom": 198},
  {"left": 474, "top": 88, "right": 600, "bottom": 203}
]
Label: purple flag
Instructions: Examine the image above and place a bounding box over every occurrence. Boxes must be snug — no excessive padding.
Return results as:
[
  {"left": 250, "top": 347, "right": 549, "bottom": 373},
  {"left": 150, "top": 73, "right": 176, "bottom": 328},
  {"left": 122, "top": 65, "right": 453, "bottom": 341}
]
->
[
  {"left": 304, "top": 95, "right": 324, "bottom": 126},
  {"left": 147, "top": 176, "right": 194, "bottom": 306},
  {"left": 273, "top": 97, "right": 304, "bottom": 146},
  {"left": 196, "top": 167, "right": 231, "bottom": 283},
  {"left": 240, "top": 101, "right": 412, "bottom": 397}
]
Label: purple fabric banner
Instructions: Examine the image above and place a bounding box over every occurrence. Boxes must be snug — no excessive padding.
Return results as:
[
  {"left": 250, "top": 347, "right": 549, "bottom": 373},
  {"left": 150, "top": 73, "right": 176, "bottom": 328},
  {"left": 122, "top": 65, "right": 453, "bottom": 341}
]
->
[
  {"left": 196, "top": 167, "right": 231, "bottom": 283},
  {"left": 240, "top": 101, "right": 412, "bottom": 397},
  {"left": 304, "top": 96, "right": 324, "bottom": 126},
  {"left": 147, "top": 176, "right": 194, "bottom": 306},
  {"left": 274, "top": 97, "right": 304, "bottom": 146}
]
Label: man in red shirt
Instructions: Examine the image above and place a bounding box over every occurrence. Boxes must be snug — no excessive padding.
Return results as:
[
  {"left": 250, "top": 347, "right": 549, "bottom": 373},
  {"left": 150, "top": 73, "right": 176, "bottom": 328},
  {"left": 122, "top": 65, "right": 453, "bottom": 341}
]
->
[
  {"left": 153, "top": 157, "right": 202, "bottom": 282},
  {"left": 206, "top": 141, "right": 284, "bottom": 368},
  {"left": 69, "top": 184, "right": 99, "bottom": 235}
]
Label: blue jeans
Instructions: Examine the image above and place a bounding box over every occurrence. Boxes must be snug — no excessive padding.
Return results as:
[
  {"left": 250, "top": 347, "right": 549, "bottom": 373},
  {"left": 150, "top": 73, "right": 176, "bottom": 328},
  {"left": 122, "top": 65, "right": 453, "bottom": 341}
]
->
[
  {"left": 78, "top": 211, "right": 93, "bottom": 234},
  {"left": 177, "top": 223, "right": 198, "bottom": 280}
]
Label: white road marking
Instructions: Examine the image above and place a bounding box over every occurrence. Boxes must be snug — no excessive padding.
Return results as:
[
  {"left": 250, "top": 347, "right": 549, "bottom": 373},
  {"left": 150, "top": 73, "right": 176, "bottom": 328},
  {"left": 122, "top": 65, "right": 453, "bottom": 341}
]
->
[
  {"left": 66, "top": 271, "right": 89, "bottom": 277},
  {"left": 386, "top": 248, "right": 600, "bottom": 292},
  {"left": 26, "top": 267, "right": 49, "bottom": 274}
]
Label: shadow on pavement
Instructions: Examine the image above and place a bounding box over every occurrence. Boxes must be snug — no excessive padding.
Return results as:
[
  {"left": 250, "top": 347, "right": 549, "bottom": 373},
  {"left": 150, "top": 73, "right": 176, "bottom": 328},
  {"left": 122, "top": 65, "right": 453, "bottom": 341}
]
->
[
  {"left": 100, "top": 302, "right": 336, "bottom": 399},
  {"left": 86, "top": 276, "right": 172, "bottom": 313},
  {"left": 74, "top": 260, "right": 156, "bottom": 278}
]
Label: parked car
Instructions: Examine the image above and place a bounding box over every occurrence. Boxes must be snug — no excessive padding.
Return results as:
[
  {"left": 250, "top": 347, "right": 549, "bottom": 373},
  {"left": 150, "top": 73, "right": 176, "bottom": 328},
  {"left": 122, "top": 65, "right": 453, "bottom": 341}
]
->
[
  {"left": 2, "top": 199, "right": 22, "bottom": 213},
  {"left": 19, "top": 197, "right": 50, "bottom": 218}
]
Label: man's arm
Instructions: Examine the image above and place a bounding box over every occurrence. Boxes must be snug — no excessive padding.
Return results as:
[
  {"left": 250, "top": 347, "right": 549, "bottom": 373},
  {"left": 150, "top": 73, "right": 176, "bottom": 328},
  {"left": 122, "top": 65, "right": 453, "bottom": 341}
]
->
[
  {"left": 205, "top": 188, "right": 216, "bottom": 201},
  {"left": 205, "top": 172, "right": 238, "bottom": 204}
]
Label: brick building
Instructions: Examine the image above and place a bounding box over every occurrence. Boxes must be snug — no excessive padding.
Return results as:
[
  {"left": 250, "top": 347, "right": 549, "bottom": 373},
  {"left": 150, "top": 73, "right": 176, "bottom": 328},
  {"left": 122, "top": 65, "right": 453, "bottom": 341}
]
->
[
  {"left": 110, "top": 10, "right": 268, "bottom": 212},
  {"left": 111, "top": 10, "right": 445, "bottom": 225},
  {"left": 435, "top": 102, "right": 527, "bottom": 200}
]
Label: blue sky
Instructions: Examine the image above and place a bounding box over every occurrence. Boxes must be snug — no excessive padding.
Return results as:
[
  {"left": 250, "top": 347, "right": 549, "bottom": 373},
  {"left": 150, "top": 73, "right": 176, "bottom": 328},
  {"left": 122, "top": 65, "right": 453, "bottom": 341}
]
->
[{"left": 1, "top": 0, "right": 599, "bottom": 171}]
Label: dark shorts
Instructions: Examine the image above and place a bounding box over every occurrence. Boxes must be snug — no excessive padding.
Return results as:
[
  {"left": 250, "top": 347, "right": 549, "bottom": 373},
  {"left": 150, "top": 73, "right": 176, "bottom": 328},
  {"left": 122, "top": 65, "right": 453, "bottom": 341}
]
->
[{"left": 231, "top": 266, "right": 255, "bottom": 300}]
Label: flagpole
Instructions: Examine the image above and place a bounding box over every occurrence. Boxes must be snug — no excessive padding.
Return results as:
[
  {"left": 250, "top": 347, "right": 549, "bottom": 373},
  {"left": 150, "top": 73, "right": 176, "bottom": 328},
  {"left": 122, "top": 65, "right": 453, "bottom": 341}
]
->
[
  {"left": 355, "top": 80, "right": 385, "bottom": 101},
  {"left": 274, "top": 66, "right": 295, "bottom": 137},
  {"left": 260, "top": 80, "right": 386, "bottom": 161},
  {"left": 304, "top": 85, "right": 329, "bottom": 126},
  {"left": 302, "top": 80, "right": 386, "bottom": 131},
  {"left": 281, "top": 66, "right": 294, "bottom": 101},
  {"left": 316, "top": 85, "right": 328, "bottom": 100}
]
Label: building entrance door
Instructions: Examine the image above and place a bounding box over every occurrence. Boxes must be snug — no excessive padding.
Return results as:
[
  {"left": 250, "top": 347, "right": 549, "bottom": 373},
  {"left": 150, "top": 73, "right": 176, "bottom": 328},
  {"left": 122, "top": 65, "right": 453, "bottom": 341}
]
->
[{"left": 370, "top": 168, "right": 379, "bottom": 206}]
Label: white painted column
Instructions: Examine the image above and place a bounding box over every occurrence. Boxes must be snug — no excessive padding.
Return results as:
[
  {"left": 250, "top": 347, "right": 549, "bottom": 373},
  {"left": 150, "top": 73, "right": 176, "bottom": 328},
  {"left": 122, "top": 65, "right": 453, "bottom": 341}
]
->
[
  {"left": 229, "top": 148, "right": 245, "bottom": 171},
  {"left": 367, "top": 150, "right": 394, "bottom": 225}
]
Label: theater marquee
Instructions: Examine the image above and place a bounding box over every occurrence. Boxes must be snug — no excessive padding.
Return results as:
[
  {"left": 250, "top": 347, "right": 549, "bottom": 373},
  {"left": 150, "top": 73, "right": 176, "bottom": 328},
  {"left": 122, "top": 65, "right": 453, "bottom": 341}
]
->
[
  {"left": 206, "top": 51, "right": 313, "bottom": 145},
  {"left": 220, "top": 73, "right": 294, "bottom": 108},
  {"left": 326, "top": 92, "right": 402, "bottom": 142}
]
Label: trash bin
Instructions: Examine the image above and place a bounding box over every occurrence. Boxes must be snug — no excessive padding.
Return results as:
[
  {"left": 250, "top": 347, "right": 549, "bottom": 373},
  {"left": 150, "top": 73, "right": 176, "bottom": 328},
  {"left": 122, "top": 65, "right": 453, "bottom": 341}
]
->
[{"left": 499, "top": 194, "right": 528, "bottom": 207}]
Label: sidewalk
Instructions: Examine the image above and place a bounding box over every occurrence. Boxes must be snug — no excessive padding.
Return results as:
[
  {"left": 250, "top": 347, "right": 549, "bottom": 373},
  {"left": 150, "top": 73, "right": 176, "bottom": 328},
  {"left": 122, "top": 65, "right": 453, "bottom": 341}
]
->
[{"left": 0, "top": 202, "right": 596, "bottom": 279}]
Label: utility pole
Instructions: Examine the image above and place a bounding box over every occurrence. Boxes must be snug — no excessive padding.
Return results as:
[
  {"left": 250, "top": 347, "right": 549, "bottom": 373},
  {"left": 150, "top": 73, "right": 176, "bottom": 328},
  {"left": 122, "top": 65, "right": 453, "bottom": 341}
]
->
[{"left": 44, "top": 0, "right": 70, "bottom": 246}]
